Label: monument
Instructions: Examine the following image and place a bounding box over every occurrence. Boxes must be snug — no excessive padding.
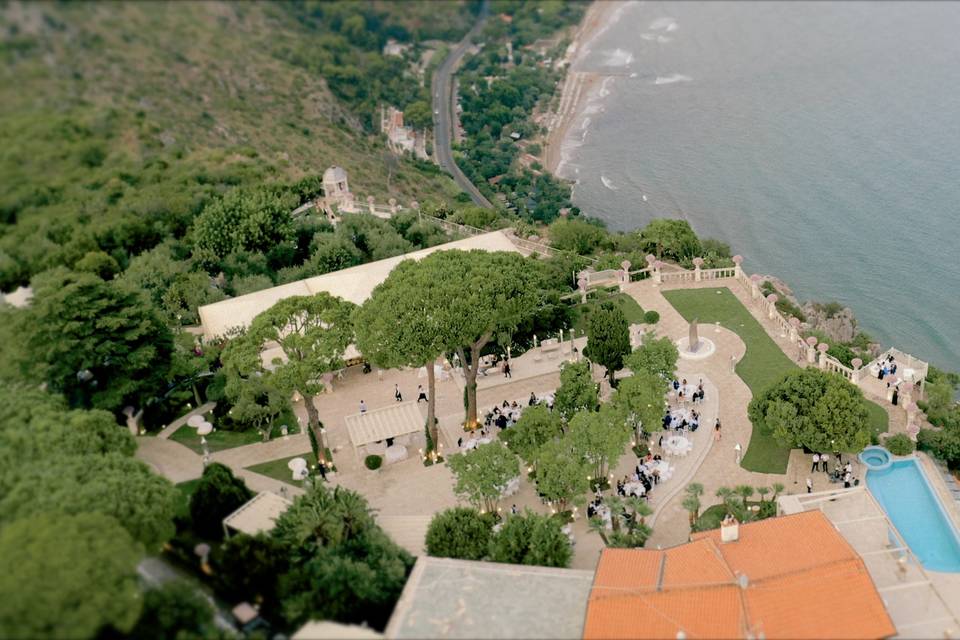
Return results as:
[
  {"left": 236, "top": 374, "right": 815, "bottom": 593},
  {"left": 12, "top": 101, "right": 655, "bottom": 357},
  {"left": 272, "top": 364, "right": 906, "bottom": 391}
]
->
[
  {"left": 689, "top": 318, "right": 700, "bottom": 353},
  {"left": 677, "top": 318, "right": 716, "bottom": 360}
]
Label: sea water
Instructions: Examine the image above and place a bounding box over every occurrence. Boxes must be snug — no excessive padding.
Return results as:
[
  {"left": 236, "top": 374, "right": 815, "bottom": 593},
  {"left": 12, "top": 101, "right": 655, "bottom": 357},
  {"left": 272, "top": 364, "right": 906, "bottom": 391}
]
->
[{"left": 564, "top": 1, "right": 960, "bottom": 371}]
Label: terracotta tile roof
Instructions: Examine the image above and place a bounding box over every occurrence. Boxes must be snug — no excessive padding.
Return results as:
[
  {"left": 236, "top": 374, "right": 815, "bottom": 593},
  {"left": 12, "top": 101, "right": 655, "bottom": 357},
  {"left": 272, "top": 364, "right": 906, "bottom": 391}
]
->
[{"left": 583, "top": 511, "right": 896, "bottom": 640}]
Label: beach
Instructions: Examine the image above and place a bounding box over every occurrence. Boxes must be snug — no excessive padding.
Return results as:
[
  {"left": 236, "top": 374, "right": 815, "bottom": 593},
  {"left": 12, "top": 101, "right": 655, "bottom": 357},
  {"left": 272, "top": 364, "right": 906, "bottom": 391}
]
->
[{"left": 542, "top": 1, "right": 629, "bottom": 175}]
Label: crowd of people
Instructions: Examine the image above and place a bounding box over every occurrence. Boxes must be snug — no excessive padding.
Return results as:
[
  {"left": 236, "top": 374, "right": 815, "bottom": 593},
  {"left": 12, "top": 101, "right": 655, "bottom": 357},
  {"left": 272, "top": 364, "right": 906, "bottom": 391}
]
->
[{"left": 808, "top": 452, "right": 858, "bottom": 491}]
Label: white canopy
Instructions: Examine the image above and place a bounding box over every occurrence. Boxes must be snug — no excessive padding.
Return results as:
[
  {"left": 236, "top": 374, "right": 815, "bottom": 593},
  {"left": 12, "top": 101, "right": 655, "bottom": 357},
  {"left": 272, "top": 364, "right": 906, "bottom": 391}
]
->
[
  {"left": 198, "top": 230, "right": 521, "bottom": 340},
  {"left": 345, "top": 401, "right": 425, "bottom": 448},
  {"left": 222, "top": 491, "right": 292, "bottom": 537}
]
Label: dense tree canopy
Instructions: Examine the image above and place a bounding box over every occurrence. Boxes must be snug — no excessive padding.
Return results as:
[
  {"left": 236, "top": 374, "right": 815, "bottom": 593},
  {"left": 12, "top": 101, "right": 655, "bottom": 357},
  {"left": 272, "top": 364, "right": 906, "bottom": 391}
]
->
[
  {"left": 585, "top": 301, "right": 631, "bottom": 386},
  {"left": 501, "top": 403, "right": 564, "bottom": 463},
  {"left": 130, "top": 581, "right": 216, "bottom": 640},
  {"left": 533, "top": 436, "right": 591, "bottom": 512},
  {"left": 554, "top": 360, "right": 598, "bottom": 421},
  {"left": 24, "top": 269, "right": 174, "bottom": 412},
  {"left": 748, "top": 368, "right": 872, "bottom": 453},
  {"left": 0, "top": 452, "right": 177, "bottom": 549},
  {"left": 487, "top": 510, "right": 572, "bottom": 568},
  {"left": 191, "top": 187, "right": 298, "bottom": 264},
  {"left": 448, "top": 441, "right": 520, "bottom": 513},
  {"left": 625, "top": 333, "right": 679, "bottom": 381},
  {"left": 225, "top": 292, "right": 355, "bottom": 461},
  {"left": 425, "top": 507, "right": 496, "bottom": 561},
  {"left": 189, "top": 463, "right": 255, "bottom": 540},
  {"left": 272, "top": 482, "right": 413, "bottom": 630},
  {"left": 637, "top": 219, "right": 703, "bottom": 262},
  {"left": 0, "top": 513, "right": 143, "bottom": 639}
]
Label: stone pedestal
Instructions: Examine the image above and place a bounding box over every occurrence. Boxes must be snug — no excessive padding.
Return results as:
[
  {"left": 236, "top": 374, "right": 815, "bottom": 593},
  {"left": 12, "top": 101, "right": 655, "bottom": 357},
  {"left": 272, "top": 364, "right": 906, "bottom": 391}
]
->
[{"left": 806, "top": 347, "right": 817, "bottom": 365}]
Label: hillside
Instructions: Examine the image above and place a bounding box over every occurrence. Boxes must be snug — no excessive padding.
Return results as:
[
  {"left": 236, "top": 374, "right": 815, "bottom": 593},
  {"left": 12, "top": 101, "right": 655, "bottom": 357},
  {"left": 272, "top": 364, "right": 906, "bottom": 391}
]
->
[{"left": 0, "top": 1, "right": 475, "bottom": 287}]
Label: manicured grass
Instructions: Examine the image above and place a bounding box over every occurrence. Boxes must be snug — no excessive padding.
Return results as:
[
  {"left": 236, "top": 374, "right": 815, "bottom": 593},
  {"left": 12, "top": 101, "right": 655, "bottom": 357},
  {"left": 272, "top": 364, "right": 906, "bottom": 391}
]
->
[
  {"left": 245, "top": 454, "right": 313, "bottom": 485},
  {"left": 571, "top": 292, "right": 647, "bottom": 334},
  {"left": 245, "top": 448, "right": 335, "bottom": 485},
  {"left": 664, "top": 287, "right": 888, "bottom": 473},
  {"left": 169, "top": 421, "right": 268, "bottom": 454}
]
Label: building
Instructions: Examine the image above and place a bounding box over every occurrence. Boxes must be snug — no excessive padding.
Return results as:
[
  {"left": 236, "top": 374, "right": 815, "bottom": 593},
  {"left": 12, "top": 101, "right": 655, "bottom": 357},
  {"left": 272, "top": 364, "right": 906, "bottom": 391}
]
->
[
  {"left": 221, "top": 491, "right": 292, "bottom": 538},
  {"left": 381, "top": 106, "right": 427, "bottom": 159},
  {"left": 322, "top": 165, "right": 353, "bottom": 210},
  {"left": 385, "top": 557, "right": 595, "bottom": 639},
  {"left": 583, "top": 511, "right": 897, "bottom": 639}
]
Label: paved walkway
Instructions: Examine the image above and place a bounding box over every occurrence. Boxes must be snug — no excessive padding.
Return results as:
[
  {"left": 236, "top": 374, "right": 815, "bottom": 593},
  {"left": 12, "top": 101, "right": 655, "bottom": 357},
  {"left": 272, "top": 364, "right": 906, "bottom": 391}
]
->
[{"left": 135, "top": 273, "right": 915, "bottom": 566}]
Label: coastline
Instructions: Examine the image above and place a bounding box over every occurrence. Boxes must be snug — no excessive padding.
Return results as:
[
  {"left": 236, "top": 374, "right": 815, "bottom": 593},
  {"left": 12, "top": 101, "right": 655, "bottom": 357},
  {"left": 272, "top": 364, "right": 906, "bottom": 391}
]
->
[{"left": 542, "top": 1, "right": 628, "bottom": 175}]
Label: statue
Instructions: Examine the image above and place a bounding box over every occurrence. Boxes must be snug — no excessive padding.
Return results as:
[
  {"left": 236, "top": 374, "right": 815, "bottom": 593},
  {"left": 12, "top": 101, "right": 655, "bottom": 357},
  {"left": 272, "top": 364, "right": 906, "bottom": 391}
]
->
[{"left": 689, "top": 318, "right": 700, "bottom": 353}]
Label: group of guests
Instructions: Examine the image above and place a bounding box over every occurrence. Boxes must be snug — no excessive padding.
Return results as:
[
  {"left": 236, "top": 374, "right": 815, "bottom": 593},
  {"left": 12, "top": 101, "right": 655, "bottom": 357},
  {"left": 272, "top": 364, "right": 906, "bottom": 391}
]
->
[
  {"left": 615, "top": 452, "right": 665, "bottom": 499},
  {"left": 809, "top": 453, "right": 857, "bottom": 490},
  {"left": 672, "top": 378, "right": 707, "bottom": 403},
  {"left": 877, "top": 354, "right": 898, "bottom": 380},
  {"left": 662, "top": 409, "right": 701, "bottom": 433}
]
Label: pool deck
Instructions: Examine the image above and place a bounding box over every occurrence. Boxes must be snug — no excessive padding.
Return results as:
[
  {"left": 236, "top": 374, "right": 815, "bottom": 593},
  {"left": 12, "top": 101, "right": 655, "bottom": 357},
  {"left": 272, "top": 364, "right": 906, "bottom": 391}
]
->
[{"left": 780, "top": 486, "right": 960, "bottom": 638}]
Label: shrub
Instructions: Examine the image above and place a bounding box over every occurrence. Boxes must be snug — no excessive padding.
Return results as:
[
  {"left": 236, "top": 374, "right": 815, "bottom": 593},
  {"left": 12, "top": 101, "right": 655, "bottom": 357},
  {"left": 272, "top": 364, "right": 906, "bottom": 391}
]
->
[
  {"left": 487, "top": 510, "right": 572, "bottom": 568},
  {"left": 189, "top": 463, "right": 254, "bottom": 540},
  {"left": 425, "top": 507, "right": 495, "bottom": 560},
  {"left": 917, "top": 428, "right": 960, "bottom": 470},
  {"left": 884, "top": 433, "right": 915, "bottom": 456},
  {"left": 364, "top": 455, "right": 383, "bottom": 470},
  {"left": 643, "top": 310, "right": 660, "bottom": 324},
  {"left": 632, "top": 441, "right": 650, "bottom": 458}
]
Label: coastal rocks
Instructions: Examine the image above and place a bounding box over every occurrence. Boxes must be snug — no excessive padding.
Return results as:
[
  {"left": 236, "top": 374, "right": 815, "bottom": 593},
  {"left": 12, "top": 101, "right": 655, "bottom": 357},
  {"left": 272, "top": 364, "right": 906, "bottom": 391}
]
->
[{"left": 801, "top": 302, "right": 858, "bottom": 345}]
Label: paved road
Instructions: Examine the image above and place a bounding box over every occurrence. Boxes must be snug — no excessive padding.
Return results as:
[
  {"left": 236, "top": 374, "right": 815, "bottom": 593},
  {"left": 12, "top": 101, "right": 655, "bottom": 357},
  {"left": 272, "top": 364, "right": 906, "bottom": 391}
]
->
[{"left": 432, "top": 2, "right": 494, "bottom": 208}]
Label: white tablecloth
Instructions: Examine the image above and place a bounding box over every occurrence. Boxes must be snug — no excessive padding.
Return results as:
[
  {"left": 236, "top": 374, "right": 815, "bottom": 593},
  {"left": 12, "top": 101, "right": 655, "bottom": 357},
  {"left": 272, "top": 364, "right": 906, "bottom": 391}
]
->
[
  {"left": 663, "top": 435, "right": 692, "bottom": 457},
  {"left": 463, "top": 436, "right": 492, "bottom": 451},
  {"left": 623, "top": 481, "right": 646, "bottom": 497},
  {"left": 385, "top": 444, "right": 408, "bottom": 464},
  {"left": 671, "top": 408, "right": 692, "bottom": 423}
]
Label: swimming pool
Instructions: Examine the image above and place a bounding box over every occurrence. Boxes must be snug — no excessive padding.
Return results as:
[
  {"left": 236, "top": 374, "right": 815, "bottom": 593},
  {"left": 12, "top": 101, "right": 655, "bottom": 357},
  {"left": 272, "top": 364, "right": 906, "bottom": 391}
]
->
[{"left": 866, "top": 458, "right": 960, "bottom": 572}]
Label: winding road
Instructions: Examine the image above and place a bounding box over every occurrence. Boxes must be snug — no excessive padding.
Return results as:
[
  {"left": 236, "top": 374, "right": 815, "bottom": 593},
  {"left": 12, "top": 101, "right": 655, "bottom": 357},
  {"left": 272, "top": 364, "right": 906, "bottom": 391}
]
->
[{"left": 431, "top": 2, "right": 494, "bottom": 209}]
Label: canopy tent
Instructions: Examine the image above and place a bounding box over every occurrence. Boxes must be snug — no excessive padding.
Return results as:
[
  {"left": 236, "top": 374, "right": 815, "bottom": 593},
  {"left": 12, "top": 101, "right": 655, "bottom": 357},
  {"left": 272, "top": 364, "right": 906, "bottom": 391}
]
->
[
  {"left": 345, "top": 401, "right": 427, "bottom": 464},
  {"left": 198, "top": 230, "right": 522, "bottom": 340},
  {"left": 222, "top": 491, "right": 292, "bottom": 538}
]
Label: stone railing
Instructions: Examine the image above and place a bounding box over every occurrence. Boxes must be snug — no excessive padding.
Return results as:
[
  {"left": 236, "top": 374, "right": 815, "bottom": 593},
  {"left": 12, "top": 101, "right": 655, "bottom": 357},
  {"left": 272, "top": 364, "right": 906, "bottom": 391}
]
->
[{"left": 418, "top": 213, "right": 486, "bottom": 238}]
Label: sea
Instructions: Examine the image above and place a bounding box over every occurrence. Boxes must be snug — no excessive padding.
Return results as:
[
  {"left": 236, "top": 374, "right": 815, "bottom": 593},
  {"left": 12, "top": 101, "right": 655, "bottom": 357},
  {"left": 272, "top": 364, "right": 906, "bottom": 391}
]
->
[{"left": 560, "top": 1, "right": 960, "bottom": 372}]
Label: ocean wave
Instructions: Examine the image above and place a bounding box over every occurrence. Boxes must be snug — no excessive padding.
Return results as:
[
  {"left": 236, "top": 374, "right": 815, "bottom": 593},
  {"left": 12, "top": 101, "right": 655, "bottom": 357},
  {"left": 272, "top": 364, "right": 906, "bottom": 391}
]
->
[
  {"left": 602, "top": 48, "right": 634, "bottom": 67},
  {"left": 601, "top": 176, "right": 618, "bottom": 191},
  {"left": 657, "top": 36, "right": 673, "bottom": 44},
  {"left": 599, "top": 76, "right": 615, "bottom": 97},
  {"left": 649, "top": 17, "right": 678, "bottom": 31},
  {"left": 653, "top": 74, "right": 692, "bottom": 85},
  {"left": 640, "top": 33, "right": 656, "bottom": 41}
]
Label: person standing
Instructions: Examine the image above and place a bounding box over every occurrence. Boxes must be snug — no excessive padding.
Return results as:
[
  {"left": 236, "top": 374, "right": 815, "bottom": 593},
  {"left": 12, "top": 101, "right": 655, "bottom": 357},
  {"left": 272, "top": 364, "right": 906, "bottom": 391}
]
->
[
  {"left": 359, "top": 399, "right": 367, "bottom": 413},
  {"left": 806, "top": 477, "right": 813, "bottom": 494},
  {"left": 503, "top": 361, "right": 511, "bottom": 378},
  {"left": 317, "top": 460, "right": 327, "bottom": 481},
  {"left": 714, "top": 418, "right": 722, "bottom": 441},
  {"left": 811, "top": 452, "right": 820, "bottom": 472},
  {"left": 395, "top": 384, "right": 402, "bottom": 402},
  {"left": 417, "top": 385, "right": 428, "bottom": 403},
  {"left": 734, "top": 442, "right": 742, "bottom": 464},
  {"left": 820, "top": 453, "right": 830, "bottom": 473},
  {"left": 843, "top": 471, "right": 852, "bottom": 488}
]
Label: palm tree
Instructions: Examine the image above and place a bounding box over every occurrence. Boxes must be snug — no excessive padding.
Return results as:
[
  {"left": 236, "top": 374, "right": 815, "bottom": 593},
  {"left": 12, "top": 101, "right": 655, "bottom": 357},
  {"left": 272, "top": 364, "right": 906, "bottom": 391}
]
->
[
  {"left": 772, "top": 482, "right": 785, "bottom": 501},
  {"left": 588, "top": 515, "right": 610, "bottom": 546},
  {"left": 756, "top": 486, "right": 771, "bottom": 503},
  {"left": 681, "top": 483, "right": 704, "bottom": 528}
]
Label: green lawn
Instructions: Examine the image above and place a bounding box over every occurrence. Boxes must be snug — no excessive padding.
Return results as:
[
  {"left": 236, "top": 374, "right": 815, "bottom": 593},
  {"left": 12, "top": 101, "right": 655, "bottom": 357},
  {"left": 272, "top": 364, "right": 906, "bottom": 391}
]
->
[
  {"left": 571, "top": 292, "right": 647, "bottom": 334},
  {"left": 245, "top": 454, "right": 312, "bottom": 486},
  {"left": 173, "top": 479, "right": 202, "bottom": 520},
  {"left": 169, "top": 421, "right": 270, "bottom": 454},
  {"left": 245, "top": 448, "right": 335, "bottom": 485},
  {"left": 663, "top": 287, "right": 888, "bottom": 473}
]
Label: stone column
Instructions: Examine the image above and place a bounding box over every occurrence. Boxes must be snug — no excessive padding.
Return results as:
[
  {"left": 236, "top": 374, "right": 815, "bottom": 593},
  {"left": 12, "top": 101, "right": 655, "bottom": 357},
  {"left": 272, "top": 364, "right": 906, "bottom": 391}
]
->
[
  {"left": 851, "top": 358, "right": 863, "bottom": 386},
  {"left": 693, "top": 257, "right": 704, "bottom": 282},
  {"left": 388, "top": 197, "right": 398, "bottom": 215},
  {"left": 789, "top": 317, "right": 800, "bottom": 344},
  {"left": 817, "top": 342, "right": 829, "bottom": 370},
  {"left": 732, "top": 255, "right": 743, "bottom": 280},
  {"left": 766, "top": 293, "right": 778, "bottom": 319},
  {"left": 750, "top": 274, "right": 762, "bottom": 301},
  {"left": 806, "top": 337, "right": 818, "bottom": 365},
  {"left": 367, "top": 195, "right": 376, "bottom": 213},
  {"left": 577, "top": 275, "right": 588, "bottom": 304},
  {"left": 620, "top": 260, "right": 631, "bottom": 291},
  {"left": 645, "top": 254, "right": 657, "bottom": 281},
  {"left": 653, "top": 261, "right": 663, "bottom": 284}
]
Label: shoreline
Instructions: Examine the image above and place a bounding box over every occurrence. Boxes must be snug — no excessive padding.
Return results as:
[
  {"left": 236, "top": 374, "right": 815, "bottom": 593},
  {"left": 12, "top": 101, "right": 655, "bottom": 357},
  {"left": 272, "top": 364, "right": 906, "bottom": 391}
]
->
[{"left": 542, "top": 1, "right": 628, "bottom": 175}]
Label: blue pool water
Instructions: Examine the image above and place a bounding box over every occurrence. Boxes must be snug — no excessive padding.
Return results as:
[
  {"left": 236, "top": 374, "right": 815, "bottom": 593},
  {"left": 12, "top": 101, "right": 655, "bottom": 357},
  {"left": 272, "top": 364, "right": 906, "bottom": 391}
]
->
[{"left": 866, "top": 459, "right": 960, "bottom": 572}]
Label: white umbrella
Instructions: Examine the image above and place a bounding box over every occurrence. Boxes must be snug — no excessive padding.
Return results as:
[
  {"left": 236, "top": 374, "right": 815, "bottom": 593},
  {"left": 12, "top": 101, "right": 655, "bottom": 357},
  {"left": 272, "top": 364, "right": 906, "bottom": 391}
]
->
[
  {"left": 197, "top": 421, "right": 213, "bottom": 436},
  {"left": 187, "top": 414, "right": 204, "bottom": 428}
]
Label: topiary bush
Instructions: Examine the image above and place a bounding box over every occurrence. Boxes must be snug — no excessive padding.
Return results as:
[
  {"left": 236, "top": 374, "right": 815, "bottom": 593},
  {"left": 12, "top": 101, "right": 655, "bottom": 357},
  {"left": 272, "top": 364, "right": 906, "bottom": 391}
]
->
[
  {"left": 425, "top": 507, "right": 495, "bottom": 560},
  {"left": 643, "top": 310, "right": 660, "bottom": 324},
  {"left": 884, "top": 433, "right": 915, "bottom": 456},
  {"left": 364, "top": 454, "right": 383, "bottom": 470}
]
